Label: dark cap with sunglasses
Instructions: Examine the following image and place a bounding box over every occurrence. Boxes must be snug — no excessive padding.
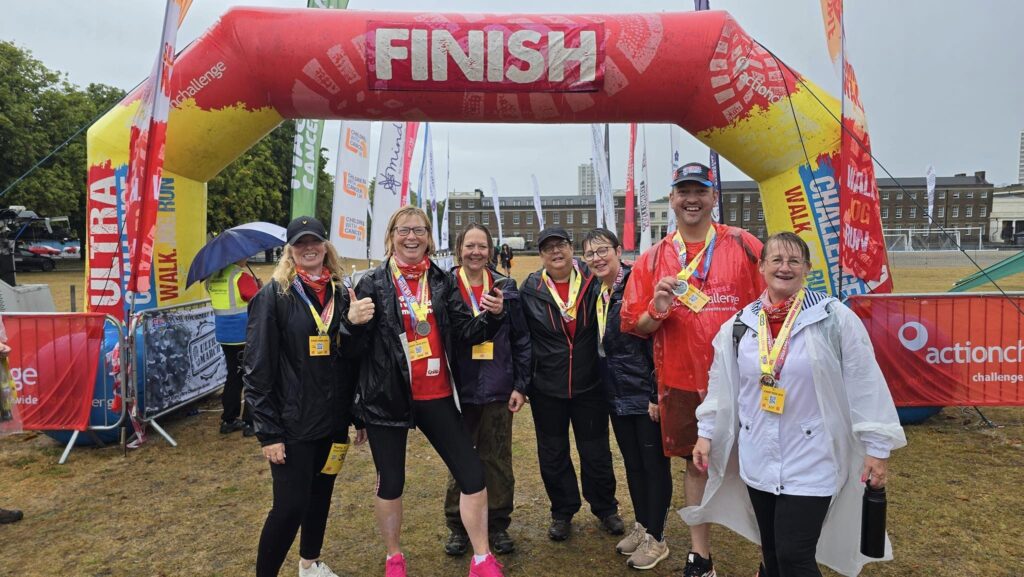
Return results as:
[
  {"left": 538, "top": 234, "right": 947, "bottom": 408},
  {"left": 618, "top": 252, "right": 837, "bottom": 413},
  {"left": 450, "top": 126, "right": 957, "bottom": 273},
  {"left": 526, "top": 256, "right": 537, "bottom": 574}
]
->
[
  {"left": 671, "top": 162, "right": 714, "bottom": 188},
  {"left": 287, "top": 216, "right": 328, "bottom": 245},
  {"left": 537, "top": 227, "right": 572, "bottom": 249}
]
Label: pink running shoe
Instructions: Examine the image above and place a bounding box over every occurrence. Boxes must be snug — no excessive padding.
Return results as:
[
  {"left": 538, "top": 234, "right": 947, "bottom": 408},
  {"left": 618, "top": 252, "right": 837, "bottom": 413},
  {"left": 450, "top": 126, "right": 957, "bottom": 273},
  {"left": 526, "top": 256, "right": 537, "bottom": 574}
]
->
[
  {"left": 468, "top": 553, "right": 505, "bottom": 577},
  {"left": 385, "top": 553, "right": 407, "bottom": 577}
]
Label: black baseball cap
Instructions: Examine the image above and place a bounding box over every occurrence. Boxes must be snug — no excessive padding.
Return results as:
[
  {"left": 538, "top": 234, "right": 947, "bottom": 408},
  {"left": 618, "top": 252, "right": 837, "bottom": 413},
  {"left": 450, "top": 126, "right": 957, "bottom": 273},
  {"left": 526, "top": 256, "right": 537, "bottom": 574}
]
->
[
  {"left": 671, "top": 162, "right": 714, "bottom": 187},
  {"left": 537, "top": 227, "right": 571, "bottom": 248},
  {"left": 286, "top": 216, "right": 328, "bottom": 245}
]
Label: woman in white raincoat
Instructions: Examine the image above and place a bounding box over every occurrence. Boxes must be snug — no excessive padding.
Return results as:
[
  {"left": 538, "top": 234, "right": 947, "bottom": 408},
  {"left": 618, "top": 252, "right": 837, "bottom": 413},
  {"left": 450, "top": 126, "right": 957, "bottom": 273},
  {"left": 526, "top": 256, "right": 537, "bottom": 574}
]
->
[{"left": 685, "top": 232, "right": 906, "bottom": 577}]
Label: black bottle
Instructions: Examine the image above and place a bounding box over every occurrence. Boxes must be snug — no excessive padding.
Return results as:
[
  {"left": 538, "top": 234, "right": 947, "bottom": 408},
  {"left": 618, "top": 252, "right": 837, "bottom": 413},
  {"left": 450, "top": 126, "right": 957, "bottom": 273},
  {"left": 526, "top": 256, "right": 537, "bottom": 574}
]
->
[{"left": 860, "top": 482, "right": 887, "bottom": 558}]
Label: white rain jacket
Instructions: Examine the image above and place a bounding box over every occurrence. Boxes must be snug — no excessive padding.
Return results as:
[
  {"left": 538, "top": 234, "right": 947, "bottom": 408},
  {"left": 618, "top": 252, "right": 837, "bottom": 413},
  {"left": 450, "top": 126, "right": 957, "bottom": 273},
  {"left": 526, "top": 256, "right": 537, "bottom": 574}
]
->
[{"left": 681, "top": 291, "right": 907, "bottom": 577}]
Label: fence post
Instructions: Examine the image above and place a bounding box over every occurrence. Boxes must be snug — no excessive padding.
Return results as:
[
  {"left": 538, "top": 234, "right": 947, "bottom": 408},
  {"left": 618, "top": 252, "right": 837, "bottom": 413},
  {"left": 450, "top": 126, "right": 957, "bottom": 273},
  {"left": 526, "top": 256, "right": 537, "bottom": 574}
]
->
[{"left": 69, "top": 285, "right": 77, "bottom": 312}]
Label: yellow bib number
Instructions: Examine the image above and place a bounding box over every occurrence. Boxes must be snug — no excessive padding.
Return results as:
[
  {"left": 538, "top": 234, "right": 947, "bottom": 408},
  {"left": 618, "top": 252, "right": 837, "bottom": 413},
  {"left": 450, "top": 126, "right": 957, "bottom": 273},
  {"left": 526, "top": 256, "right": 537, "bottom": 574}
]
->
[
  {"left": 472, "top": 341, "right": 495, "bottom": 360},
  {"left": 409, "top": 337, "right": 432, "bottom": 361},
  {"left": 760, "top": 385, "right": 786, "bottom": 414},
  {"left": 309, "top": 335, "right": 330, "bottom": 356},
  {"left": 678, "top": 284, "right": 710, "bottom": 312},
  {"left": 321, "top": 442, "right": 350, "bottom": 475}
]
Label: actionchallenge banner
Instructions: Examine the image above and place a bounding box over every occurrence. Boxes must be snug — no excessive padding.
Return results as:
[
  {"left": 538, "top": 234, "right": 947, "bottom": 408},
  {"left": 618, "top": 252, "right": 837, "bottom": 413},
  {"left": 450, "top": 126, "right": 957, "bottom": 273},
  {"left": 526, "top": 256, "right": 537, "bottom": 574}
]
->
[
  {"left": 2, "top": 315, "right": 106, "bottom": 431},
  {"left": 140, "top": 305, "right": 226, "bottom": 417},
  {"left": 848, "top": 294, "right": 1024, "bottom": 407}
]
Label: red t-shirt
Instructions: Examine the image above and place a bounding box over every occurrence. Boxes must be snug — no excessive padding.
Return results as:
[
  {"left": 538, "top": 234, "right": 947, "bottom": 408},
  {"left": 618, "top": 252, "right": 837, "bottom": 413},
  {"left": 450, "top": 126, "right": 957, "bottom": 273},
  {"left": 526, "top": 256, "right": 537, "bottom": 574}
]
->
[
  {"left": 395, "top": 277, "right": 451, "bottom": 401},
  {"left": 455, "top": 267, "right": 493, "bottom": 316},
  {"left": 684, "top": 241, "right": 707, "bottom": 285},
  {"left": 554, "top": 280, "right": 577, "bottom": 337}
]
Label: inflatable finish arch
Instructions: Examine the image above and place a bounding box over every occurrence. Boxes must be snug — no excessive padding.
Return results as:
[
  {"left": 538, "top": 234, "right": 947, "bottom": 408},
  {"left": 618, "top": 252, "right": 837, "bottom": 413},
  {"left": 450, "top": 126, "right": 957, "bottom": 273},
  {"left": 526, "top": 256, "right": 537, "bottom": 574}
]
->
[{"left": 87, "top": 8, "right": 879, "bottom": 320}]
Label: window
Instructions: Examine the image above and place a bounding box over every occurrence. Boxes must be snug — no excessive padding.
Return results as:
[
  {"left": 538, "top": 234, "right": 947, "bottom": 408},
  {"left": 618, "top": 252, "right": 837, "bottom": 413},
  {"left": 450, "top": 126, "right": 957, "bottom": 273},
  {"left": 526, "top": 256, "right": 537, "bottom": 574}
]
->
[
  {"left": 567, "top": 212, "right": 574, "bottom": 224},
  {"left": 937, "top": 207, "right": 945, "bottom": 218},
  {"left": 482, "top": 213, "right": 489, "bottom": 225},
  {"left": 896, "top": 193, "right": 903, "bottom": 200},
  {"left": 513, "top": 213, "right": 520, "bottom": 225},
  {"left": 527, "top": 233, "right": 533, "bottom": 242},
  {"left": 553, "top": 212, "right": 560, "bottom": 224},
  {"left": 953, "top": 192, "right": 960, "bottom": 199},
  {"left": 454, "top": 200, "right": 462, "bottom": 209},
  {"left": 661, "top": 211, "right": 668, "bottom": 219},
  {"left": 745, "top": 195, "right": 752, "bottom": 203},
  {"left": 881, "top": 208, "right": 889, "bottom": 219},
  {"left": 895, "top": 207, "right": 903, "bottom": 218},
  {"left": 468, "top": 201, "right": 476, "bottom": 209},
  {"left": 938, "top": 191, "right": 946, "bottom": 200},
  {"left": 455, "top": 214, "right": 462, "bottom": 226},
  {"left": 909, "top": 207, "right": 916, "bottom": 218},
  {"left": 966, "top": 191, "right": 974, "bottom": 199},
  {"left": 980, "top": 191, "right": 988, "bottom": 198},
  {"left": 468, "top": 215, "right": 476, "bottom": 224},
  {"left": 730, "top": 195, "right": 738, "bottom": 204},
  {"left": 757, "top": 209, "right": 764, "bottom": 221},
  {"left": 952, "top": 206, "right": 959, "bottom": 218},
  {"left": 527, "top": 213, "right": 534, "bottom": 225},
  {"left": 742, "top": 209, "right": 751, "bottom": 221},
  {"left": 650, "top": 211, "right": 656, "bottom": 220},
  {"left": 966, "top": 206, "right": 973, "bottom": 217},
  {"left": 582, "top": 212, "right": 589, "bottom": 224},
  {"left": 729, "top": 209, "right": 738, "bottom": 221},
  {"left": 882, "top": 192, "right": 889, "bottom": 200},
  {"left": 980, "top": 205, "right": 987, "bottom": 217},
  {"left": 909, "top": 192, "right": 917, "bottom": 200}
]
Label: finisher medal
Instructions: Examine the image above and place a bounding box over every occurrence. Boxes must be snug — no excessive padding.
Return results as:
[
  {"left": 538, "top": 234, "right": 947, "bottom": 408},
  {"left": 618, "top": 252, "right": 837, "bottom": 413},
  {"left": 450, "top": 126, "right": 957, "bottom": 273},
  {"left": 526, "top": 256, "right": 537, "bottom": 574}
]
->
[
  {"left": 759, "top": 373, "right": 776, "bottom": 387},
  {"left": 415, "top": 319, "right": 431, "bottom": 337}
]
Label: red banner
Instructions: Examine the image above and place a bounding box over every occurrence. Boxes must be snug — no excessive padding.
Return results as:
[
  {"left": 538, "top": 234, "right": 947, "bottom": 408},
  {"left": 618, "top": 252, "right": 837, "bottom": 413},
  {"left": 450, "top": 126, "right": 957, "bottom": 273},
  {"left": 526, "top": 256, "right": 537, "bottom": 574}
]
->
[
  {"left": 623, "top": 123, "right": 637, "bottom": 251},
  {"left": 3, "top": 314, "right": 107, "bottom": 431},
  {"left": 366, "top": 21, "right": 605, "bottom": 93},
  {"left": 847, "top": 294, "right": 1024, "bottom": 407},
  {"left": 400, "top": 121, "right": 419, "bottom": 206}
]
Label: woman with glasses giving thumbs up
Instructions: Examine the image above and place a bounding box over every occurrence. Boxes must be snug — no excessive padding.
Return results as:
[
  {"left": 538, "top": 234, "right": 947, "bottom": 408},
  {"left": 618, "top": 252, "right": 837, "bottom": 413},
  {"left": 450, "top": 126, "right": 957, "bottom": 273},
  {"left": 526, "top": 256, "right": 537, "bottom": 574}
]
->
[{"left": 345, "top": 206, "right": 508, "bottom": 577}]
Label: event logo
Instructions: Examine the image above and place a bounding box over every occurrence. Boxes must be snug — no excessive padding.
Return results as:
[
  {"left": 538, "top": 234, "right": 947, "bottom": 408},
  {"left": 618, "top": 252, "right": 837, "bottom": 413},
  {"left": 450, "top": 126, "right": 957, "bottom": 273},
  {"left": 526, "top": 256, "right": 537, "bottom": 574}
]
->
[
  {"left": 899, "top": 321, "right": 1024, "bottom": 365},
  {"left": 898, "top": 321, "right": 928, "bottom": 352},
  {"left": 171, "top": 61, "right": 227, "bottom": 108},
  {"left": 189, "top": 326, "right": 222, "bottom": 377},
  {"left": 367, "top": 22, "right": 604, "bottom": 92}
]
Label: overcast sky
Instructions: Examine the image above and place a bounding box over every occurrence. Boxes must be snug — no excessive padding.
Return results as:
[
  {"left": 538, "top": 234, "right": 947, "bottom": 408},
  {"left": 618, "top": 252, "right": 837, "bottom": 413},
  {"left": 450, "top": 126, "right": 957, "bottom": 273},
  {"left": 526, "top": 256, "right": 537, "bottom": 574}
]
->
[{"left": 4, "top": 0, "right": 1023, "bottom": 199}]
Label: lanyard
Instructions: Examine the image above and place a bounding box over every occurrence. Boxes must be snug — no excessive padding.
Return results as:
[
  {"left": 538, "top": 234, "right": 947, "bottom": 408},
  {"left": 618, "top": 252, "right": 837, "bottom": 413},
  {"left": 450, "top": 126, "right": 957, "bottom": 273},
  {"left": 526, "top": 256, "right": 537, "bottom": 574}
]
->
[
  {"left": 457, "top": 266, "right": 491, "bottom": 317},
  {"left": 541, "top": 260, "right": 582, "bottom": 322},
  {"left": 291, "top": 277, "right": 336, "bottom": 336},
  {"left": 673, "top": 226, "right": 716, "bottom": 283},
  {"left": 595, "top": 265, "right": 625, "bottom": 343},
  {"left": 389, "top": 259, "right": 430, "bottom": 324},
  {"left": 757, "top": 289, "right": 806, "bottom": 380}
]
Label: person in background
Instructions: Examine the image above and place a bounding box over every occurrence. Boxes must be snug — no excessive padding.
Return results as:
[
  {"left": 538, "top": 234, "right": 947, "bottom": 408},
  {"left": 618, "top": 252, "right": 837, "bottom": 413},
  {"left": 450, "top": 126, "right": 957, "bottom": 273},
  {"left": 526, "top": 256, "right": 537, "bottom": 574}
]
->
[
  {"left": 498, "top": 243, "right": 513, "bottom": 277},
  {"left": 443, "top": 224, "right": 531, "bottom": 557},
  {"left": 347, "top": 206, "right": 507, "bottom": 577},
  {"left": 244, "top": 216, "right": 373, "bottom": 577},
  {"left": 621, "top": 162, "right": 764, "bottom": 577},
  {"left": 582, "top": 229, "right": 672, "bottom": 571},
  {"left": 518, "top": 227, "right": 623, "bottom": 542},
  {"left": 0, "top": 316, "right": 22, "bottom": 525},
  {"left": 207, "top": 255, "right": 261, "bottom": 436},
  {"left": 686, "top": 232, "right": 906, "bottom": 577}
]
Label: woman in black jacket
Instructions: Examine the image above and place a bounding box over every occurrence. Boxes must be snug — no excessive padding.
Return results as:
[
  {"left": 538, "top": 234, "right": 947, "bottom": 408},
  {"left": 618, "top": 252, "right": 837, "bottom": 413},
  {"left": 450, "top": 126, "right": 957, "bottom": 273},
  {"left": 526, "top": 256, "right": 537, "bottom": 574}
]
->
[
  {"left": 582, "top": 228, "right": 672, "bottom": 571},
  {"left": 244, "top": 216, "right": 374, "bottom": 577},
  {"left": 347, "top": 206, "right": 507, "bottom": 577}
]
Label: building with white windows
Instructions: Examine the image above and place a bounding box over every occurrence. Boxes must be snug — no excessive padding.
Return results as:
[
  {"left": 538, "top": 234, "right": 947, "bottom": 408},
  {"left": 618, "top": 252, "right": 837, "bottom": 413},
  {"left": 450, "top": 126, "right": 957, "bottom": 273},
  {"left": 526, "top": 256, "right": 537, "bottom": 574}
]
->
[{"left": 577, "top": 162, "right": 597, "bottom": 196}]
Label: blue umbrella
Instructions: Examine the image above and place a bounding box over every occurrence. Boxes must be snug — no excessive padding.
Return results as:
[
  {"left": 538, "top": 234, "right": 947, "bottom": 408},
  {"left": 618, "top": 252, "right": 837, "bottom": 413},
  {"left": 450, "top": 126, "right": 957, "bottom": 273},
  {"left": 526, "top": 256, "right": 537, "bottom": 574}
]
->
[{"left": 186, "top": 222, "right": 287, "bottom": 287}]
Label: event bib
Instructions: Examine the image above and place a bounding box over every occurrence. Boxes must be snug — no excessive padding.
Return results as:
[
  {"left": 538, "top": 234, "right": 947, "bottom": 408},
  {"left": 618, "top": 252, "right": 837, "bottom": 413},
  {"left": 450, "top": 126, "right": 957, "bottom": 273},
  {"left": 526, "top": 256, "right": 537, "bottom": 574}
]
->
[
  {"left": 309, "top": 335, "right": 330, "bottom": 356},
  {"left": 472, "top": 341, "right": 495, "bottom": 360},
  {"left": 679, "top": 284, "right": 710, "bottom": 312},
  {"left": 320, "top": 442, "right": 350, "bottom": 475},
  {"left": 760, "top": 385, "right": 786, "bottom": 414},
  {"left": 409, "top": 337, "right": 432, "bottom": 361}
]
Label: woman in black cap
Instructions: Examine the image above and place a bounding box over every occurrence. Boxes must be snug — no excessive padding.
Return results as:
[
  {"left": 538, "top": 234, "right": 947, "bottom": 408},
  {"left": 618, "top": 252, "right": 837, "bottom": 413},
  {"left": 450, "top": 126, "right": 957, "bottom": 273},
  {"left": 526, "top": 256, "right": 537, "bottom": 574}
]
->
[{"left": 245, "top": 216, "right": 374, "bottom": 577}]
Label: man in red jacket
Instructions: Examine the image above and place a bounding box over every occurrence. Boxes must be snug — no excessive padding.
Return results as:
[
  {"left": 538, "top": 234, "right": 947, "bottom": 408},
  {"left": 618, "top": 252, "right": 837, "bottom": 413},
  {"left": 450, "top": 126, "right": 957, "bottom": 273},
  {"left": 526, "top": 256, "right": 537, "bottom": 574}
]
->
[{"left": 621, "top": 162, "right": 764, "bottom": 577}]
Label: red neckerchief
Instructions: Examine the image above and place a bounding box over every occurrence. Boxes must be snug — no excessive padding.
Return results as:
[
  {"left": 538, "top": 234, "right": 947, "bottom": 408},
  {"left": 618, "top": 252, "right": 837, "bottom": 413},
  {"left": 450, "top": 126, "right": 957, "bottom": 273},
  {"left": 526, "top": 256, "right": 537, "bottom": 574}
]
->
[
  {"left": 296, "top": 267, "right": 330, "bottom": 305},
  {"left": 760, "top": 291, "right": 798, "bottom": 337},
  {"left": 395, "top": 257, "right": 431, "bottom": 279}
]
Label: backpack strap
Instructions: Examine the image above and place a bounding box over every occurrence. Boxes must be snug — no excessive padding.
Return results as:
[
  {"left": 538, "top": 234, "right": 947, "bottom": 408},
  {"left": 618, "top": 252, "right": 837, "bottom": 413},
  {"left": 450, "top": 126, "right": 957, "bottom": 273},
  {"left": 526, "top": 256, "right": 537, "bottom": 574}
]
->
[{"left": 732, "top": 311, "right": 747, "bottom": 356}]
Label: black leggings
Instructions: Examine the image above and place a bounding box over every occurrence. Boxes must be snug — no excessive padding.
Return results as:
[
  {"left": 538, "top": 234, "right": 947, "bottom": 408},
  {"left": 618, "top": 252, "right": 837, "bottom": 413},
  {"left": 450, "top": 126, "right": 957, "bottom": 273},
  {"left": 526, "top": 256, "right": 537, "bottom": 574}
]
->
[
  {"left": 610, "top": 413, "right": 672, "bottom": 540},
  {"left": 367, "top": 396, "right": 486, "bottom": 500},
  {"left": 256, "top": 437, "right": 336, "bottom": 577},
  {"left": 747, "top": 487, "right": 832, "bottom": 577}
]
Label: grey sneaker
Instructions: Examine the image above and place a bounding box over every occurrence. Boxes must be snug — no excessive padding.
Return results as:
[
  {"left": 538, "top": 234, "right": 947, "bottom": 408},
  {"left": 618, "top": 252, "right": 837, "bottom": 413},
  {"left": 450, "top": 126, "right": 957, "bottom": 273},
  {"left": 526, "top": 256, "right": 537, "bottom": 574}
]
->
[
  {"left": 298, "top": 560, "right": 339, "bottom": 577},
  {"left": 627, "top": 534, "right": 670, "bottom": 570},
  {"left": 616, "top": 522, "right": 647, "bottom": 555}
]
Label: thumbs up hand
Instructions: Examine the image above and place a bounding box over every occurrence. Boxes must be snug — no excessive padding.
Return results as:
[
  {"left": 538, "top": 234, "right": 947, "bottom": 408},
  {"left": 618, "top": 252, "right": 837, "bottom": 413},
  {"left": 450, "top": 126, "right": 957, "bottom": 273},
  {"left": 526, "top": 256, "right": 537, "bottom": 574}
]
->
[{"left": 346, "top": 287, "right": 375, "bottom": 325}]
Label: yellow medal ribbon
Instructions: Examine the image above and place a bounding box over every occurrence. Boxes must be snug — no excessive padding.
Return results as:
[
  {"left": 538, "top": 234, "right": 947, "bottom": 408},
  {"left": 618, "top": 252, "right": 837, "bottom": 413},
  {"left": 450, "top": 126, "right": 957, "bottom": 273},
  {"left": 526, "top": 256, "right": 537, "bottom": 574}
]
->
[
  {"left": 457, "top": 266, "right": 491, "bottom": 317},
  {"left": 594, "top": 266, "right": 624, "bottom": 343},
  {"left": 541, "top": 260, "right": 582, "bottom": 322},
  {"left": 673, "top": 226, "right": 716, "bottom": 284},
  {"left": 291, "top": 277, "right": 336, "bottom": 335},
  {"left": 757, "top": 288, "right": 806, "bottom": 382},
  {"left": 389, "top": 259, "right": 431, "bottom": 323}
]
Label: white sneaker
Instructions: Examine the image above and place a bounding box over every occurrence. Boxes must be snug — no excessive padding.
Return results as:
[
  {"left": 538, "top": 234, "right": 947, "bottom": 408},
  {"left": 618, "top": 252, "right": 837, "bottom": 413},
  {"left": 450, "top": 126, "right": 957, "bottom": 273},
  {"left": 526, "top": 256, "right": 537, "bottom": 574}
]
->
[
  {"left": 616, "top": 522, "right": 647, "bottom": 555},
  {"left": 299, "top": 560, "right": 339, "bottom": 577}
]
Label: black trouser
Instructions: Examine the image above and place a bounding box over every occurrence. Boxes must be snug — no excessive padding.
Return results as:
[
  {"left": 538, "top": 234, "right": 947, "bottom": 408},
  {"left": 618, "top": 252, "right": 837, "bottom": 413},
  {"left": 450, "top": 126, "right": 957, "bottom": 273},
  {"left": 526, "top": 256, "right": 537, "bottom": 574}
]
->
[
  {"left": 256, "top": 437, "right": 336, "bottom": 577},
  {"left": 747, "top": 486, "right": 832, "bottom": 577},
  {"left": 610, "top": 413, "right": 672, "bottom": 540},
  {"left": 530, "top": 387, "right": 618, "bottom": 521},
  {"left": 220, "top": 343, "right": 251, "bottom": 424},
  {"left": 367, "top": 397, "right": 486, "bottom": 500},
  {"left": 444, "top": 401, "right": 515, "bottom": 533}
]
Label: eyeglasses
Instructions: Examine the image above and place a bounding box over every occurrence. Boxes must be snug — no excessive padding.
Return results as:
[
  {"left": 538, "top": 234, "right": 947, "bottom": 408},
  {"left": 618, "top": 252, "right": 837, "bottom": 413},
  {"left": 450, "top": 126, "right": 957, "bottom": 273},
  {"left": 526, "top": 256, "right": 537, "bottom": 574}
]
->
[
  {"left": 394, "top": 226, "right": 428, "bottom": 237},
  {"left": 540, "top": 240, "right": 571, "bottom": 254},
  {"left": 582, "top": 245, "right": 614, "bottom": 261},
  {"left": 765, "top": 256, "right": 807, "bottom": 268}
]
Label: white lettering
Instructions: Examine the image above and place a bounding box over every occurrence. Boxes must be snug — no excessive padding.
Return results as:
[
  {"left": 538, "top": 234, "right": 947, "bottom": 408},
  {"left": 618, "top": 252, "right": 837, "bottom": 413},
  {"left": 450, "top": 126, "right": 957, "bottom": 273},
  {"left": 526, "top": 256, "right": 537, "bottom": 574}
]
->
[
  {"left": 506, "top": 30, "right": 544, "bottom": 84},
  {"left": 486, "top": 30, "right": 504, "bottom": 82},
  {"left": 547, "top": 30, "right": 596, "bottom": 82},
  {"left": 375, "top": 28, "right": 409, "bottom": 81},
  {"left": 411, "top": 29, "right": 428, "bottom": 81},
  {"left": 432, "top": 30, "right": 483, "bottom": 82}
]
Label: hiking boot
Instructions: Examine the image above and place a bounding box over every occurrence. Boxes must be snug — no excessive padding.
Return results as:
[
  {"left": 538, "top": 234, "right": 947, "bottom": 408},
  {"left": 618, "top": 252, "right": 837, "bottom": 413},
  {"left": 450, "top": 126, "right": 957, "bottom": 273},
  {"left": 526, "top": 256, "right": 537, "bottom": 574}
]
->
[
  {"left": 220, "top": 420, "right": 244, "bottom": 434},
  {"left": 299, "top": 560, "right": 339, "bottom": 577},
  {"left": 468, "top": 553, "right": 505, "bottom": 577},
  {"left": 385, "top": 553, "right": 407, "bottom": 577},
  {"left": 0, "top": 509, "right": 23, "bottom": 524},
  {"left": 548, "top": 518, "right": 572, "bottom": 541},
  {"left": 627, "top": 534, "right": 670, "bottom": 570},
  {"left": 616, "top": 522, "right": 647, "bottom": 555},
  {"left": 489, "top": 528, "right": 515, "bottom": 554},
  {"left": 683, "top": 551, "right": 716, "bottom": 577},
  {"left": 445, "top": 529, "right": 470, "bottom": 556},
  {"left": 600, "top": 513, "right": 625, "bottom": 535},
  {"left": 243, "top": 423, "right": 256, "bottom": 437}
]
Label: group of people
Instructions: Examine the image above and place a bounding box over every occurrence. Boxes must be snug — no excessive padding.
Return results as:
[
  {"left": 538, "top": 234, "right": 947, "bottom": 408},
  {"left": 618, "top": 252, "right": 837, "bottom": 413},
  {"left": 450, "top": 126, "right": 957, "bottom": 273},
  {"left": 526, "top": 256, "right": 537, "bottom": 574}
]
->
[{"left": 236, "top": 161, "right": 906, "bottom": 577}]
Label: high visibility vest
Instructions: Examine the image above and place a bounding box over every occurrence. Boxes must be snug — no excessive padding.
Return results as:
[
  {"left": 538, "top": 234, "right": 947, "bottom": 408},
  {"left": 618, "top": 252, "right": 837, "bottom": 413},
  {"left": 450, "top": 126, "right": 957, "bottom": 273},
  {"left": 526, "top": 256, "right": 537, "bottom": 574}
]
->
[{"left": 206, "top": 265, "right": 248, "bottom": 345}]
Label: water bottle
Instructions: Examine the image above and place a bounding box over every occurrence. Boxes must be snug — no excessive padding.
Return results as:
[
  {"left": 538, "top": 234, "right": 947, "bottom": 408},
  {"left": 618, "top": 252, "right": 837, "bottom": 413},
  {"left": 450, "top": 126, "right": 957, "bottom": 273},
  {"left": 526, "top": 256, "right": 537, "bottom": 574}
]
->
[{"left": 860, "top": 482, "right": 887, "bottom": 558}]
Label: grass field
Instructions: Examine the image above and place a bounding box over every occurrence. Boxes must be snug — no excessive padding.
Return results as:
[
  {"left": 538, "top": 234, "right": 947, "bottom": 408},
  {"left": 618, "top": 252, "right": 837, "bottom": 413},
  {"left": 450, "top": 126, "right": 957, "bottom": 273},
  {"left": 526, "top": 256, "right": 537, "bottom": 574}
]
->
[{"left": 1, "top": 252, "right": 1023, "bottom": 577}]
